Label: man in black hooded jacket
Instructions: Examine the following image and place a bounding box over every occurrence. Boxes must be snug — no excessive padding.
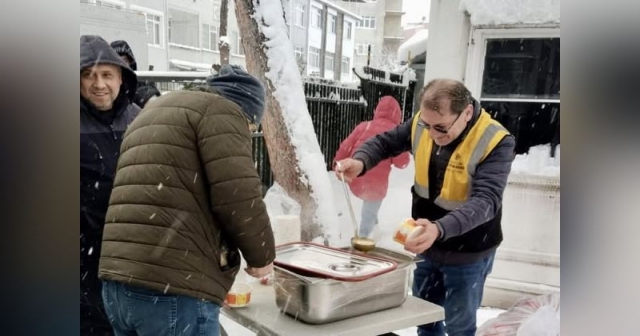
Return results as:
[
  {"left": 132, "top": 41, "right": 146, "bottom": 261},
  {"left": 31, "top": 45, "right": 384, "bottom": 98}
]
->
[
  {"left": 80, "top": 35, "right": 141, "bottom": 335},
  {"left": 110, "top": 40, "right": 162, "bottom": 108}
]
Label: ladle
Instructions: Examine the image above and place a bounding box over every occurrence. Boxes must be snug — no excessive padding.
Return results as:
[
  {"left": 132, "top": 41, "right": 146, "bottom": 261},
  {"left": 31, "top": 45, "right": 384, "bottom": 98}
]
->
[{"left": 337, "top": 162, "right": 376, "bottom": 252}]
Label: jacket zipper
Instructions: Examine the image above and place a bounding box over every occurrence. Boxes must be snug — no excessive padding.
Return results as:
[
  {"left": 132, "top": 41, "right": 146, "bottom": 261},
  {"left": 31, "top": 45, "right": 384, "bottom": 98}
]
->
[{"left": 109, "top": 124, "right": 117, "bottom": 141}]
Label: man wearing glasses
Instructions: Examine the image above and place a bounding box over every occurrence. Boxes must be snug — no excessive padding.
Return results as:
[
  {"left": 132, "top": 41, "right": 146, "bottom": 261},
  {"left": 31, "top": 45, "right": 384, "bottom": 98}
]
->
[{"left": 336, "top": 79, "right": 515, "bottom": 336}]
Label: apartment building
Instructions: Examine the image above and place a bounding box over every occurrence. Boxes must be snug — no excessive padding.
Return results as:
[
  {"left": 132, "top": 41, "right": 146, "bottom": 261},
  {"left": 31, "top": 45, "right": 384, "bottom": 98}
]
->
[
  {"left": 166, "top": 0, "right": 246, "bottom": 71},
  {"left": 327, "top": 0, "right": 405, "bottom": 71},
  {"left": 282, "top": 0, "right": 360, "bottom": 81},
  {"left": 80, "top": 0, "right": 360, "bottom": 81},
  {"left": 80, "top": 0, "right": 167, "bottom": 70},
  {"left": 80, "top": 0, "right": 246, "bottom": 71}
]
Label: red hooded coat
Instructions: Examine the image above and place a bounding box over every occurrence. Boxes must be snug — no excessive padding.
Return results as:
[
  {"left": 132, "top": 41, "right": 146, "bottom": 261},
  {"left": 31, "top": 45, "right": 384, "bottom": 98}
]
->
[{"left": 334, "top": 96, "right": 411, "bottom": 201}]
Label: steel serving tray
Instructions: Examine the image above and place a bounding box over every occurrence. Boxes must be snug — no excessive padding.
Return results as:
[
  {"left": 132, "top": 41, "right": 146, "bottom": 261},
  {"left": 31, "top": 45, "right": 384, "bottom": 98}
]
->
[
  {"left": 273, "top": 245, "right": 418, "bottom": 324},
  {"left": 273, "top": 242, "right": 397, "bottom": 281}
]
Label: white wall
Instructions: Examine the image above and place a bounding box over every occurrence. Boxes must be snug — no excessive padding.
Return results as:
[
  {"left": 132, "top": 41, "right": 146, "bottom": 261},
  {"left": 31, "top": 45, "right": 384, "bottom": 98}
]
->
[
  {"left": 128, "top": 0, "right": 169, "bottom": 70},
  {"left": 80, "top": 3, "right": 151, "bottom": 70},
  {"left": 423, "top": 0, "right": 470, "bottom": 83},
  {"left": 167, "top": 0, "right": 246, "bottom": 69},
  {"left": 482, "top": 175, "right": 560, "bottom": 308}
]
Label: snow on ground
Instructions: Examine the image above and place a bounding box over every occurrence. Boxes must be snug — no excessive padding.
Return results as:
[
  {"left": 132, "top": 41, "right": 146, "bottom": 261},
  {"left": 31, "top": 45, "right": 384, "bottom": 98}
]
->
[{"left": 511, "top": 144, "right": 560, "bottom": 177}]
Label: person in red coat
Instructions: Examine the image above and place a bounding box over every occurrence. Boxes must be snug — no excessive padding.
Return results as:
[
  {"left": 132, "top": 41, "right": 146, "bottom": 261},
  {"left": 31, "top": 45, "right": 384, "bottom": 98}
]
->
[{"left": 334, "top": 96, "right": 411, "bottom": 238}]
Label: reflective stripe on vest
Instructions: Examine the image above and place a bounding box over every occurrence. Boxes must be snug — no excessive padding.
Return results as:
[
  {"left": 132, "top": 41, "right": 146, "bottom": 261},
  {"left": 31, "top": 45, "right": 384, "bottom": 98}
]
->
[{"left": 410, "top": 109, "right": 509, "bottom": 210}]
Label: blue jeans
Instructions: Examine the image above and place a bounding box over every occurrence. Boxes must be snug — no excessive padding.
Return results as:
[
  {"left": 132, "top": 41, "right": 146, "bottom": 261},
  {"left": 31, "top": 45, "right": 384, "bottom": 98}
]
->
[
  {"left": 412, "top": 252, "right": 496, "bottom": 336},
  {"left": 359, "top": 199, "right": 382, "bottom": 237},
  {"left": 101, "top": 280, "right": 221, "bottom": 336}
]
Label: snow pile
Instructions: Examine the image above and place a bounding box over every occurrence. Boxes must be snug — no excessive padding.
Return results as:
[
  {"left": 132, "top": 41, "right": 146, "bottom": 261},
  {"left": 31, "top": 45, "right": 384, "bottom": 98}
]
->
[
  {"left": 511, "top": 144, "right": 560, "bottom": 177},
  {"left": 353, "top": 65, "right": 416, "bottom": 86},
  {"left": 397, "top": 29, "right": 428, "bottom": 64},
  {"left": 460, "top": 0, "right": 560, "bottom": 26},
  {"left": 253, "top": 0, "right": 340, "bottom": 242},
  {"left": 219, "top": 35, "right": 230, "bottom": 47}
]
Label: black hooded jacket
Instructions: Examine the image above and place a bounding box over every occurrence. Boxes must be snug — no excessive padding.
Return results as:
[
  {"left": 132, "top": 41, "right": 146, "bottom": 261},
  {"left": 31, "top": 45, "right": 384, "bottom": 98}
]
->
[
  {"left": 80, "top": 35, "right": 140, "bottom": 280},
  {"left": 110, "top": 40, "right": 162, "bottom": 108}
]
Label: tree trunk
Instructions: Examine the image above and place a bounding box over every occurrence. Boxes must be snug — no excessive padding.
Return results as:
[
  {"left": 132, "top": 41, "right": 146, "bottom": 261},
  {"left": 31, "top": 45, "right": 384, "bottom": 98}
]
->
[
  {"left": 235, "top": 0, "right": 324, "bottom": 242},
  {"left": 218, "top": 0, "right": 230, "bottom": 65}
]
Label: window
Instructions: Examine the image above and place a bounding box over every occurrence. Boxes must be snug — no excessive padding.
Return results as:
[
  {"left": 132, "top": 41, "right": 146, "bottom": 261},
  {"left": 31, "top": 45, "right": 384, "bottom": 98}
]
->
[
  {"left": 466, "top": 28, "right": 560, "bottom": 155},
  {"left": 130, "top": 5, "right": 164, "bottom": 47},
  {"left": 330, "top": 15, "right": 337, "bottom": 34},
  {"left": 168, "top": 8, "right": 199, "bottom": 47},
  {"left": 294, "top": 46, "right": 304, "bottom": 60},
  {"left": 295, "top": 3, "right": 306, "bottom": 27},
  {"left": 308, "top": 47, "right": 320, "bottom": 68},
  {"left": 325, "top": 52, "right": 334, "bottom": 71},
  {"left": 146, "top": 14, "right": 162, "bottom": 46},
  {"left": 201, "top": 24, "right": 219, "bottom": 51},
  {"left": 341, "top": 56, "right": 350, "bottom": 74},
  {"left": 311, "top": 7, "right": 322, "bottom": 28},
  {"left": 356, "top": 16, "right": 376, "bottom": 29},
  {"left": 355, "top": 43, "right": 372, "bottom": 56},
  {"left": 232, "top": 31, "right": 245, "bottom": 55},
  {"left": 94, "top": 0, "right": 125, "bottom": 10},
  {"left": 346, "top": 22, "right": 352, "bottom": 39}
]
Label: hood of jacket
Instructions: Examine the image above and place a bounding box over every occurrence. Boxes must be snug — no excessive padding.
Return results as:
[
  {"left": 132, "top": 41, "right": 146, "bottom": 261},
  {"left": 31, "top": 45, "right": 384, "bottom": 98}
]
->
[
  {"left": 110, "top": 40, "right": 137, "bottom": 71},
  {"left": 80, "top": 35, "right": 137, "bottom": 102},
  {"left": 373, "top": 96, "right": 402, "bottom": 125}
]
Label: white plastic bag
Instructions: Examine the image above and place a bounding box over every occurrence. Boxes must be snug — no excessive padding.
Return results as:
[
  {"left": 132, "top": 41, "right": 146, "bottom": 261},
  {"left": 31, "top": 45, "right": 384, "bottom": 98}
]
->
[
  {"left": 517, "top": 305, "right": 560, "bottom": 336},
  {"left": 477, "top": 293, "right": 560, "bottom": 336}
]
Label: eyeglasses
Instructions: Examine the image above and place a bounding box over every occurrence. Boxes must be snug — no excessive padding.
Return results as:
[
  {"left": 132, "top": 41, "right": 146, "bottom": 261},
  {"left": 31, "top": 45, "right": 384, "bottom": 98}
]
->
[{"left": 417, "top": 111, "right": 463, "bottom": 134}]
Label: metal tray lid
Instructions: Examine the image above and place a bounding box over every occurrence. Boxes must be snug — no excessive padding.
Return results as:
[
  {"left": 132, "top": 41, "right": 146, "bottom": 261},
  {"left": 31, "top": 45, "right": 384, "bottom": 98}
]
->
[{"left": 274, "top": 242, "right": 398, "bottom": 282}]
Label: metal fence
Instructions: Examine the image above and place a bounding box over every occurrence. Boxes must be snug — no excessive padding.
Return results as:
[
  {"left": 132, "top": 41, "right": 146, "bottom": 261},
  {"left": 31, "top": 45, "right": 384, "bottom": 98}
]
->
[{"left": 136, "top": 69, "right": 415, "bottom": 192}]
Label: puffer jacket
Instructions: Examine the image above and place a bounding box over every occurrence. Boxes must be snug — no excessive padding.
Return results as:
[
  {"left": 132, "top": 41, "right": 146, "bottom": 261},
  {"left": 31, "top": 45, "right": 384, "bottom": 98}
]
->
[
  {"left": 334, "top": 96, "right": 411, "bottom": 200},
  {"left": 80, "top": 34, "right": 140, "bottom": 327},
  {"left": 98, "top": 89, "right": 275, "bottom": 305}
]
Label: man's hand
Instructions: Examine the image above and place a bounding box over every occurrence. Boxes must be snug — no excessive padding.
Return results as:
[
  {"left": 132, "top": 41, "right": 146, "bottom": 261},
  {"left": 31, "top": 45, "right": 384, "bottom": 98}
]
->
[
  {"left": 244, "top": 263, "right": 273, "bottom": 278},
  {"left": 335, "top": 159, "right": 364, "bottom": 183},
  {"left": 404, "top": 219, "right": 440, "bottom": 254}
]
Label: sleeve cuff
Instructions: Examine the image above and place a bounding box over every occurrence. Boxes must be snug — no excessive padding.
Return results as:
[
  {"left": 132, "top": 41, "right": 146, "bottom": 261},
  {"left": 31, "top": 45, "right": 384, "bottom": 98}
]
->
[
  {"left": 435, "top": 215, "right": 458, "bottom": 241},
  {"left": 433, "top": 221, "right": 445, "bottom": 240},
  {"left": 352, "top": 152, "right": 370, "bottom": 177}
]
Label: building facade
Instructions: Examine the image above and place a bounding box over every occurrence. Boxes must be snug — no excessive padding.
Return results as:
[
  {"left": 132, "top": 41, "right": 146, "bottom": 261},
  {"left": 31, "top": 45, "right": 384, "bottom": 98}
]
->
[
  {"left": 283, "top": 0, "right": 359, "bottom": 81},
  {"left": 327, "top": 0, "right": 405, "bottom": 71}
]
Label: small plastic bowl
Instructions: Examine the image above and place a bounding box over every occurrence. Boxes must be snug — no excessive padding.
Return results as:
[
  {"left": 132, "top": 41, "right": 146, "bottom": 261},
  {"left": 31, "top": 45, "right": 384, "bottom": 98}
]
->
[{"left": 225, "top": 282, "right": 252, "bottom": 308}]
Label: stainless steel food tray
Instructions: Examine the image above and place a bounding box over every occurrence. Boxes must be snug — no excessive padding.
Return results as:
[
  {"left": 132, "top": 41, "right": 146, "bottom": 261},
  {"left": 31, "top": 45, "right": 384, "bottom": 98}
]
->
[
  {"left": 274, "top": 245, "right": 418, "bottom": 324},
  {"left": 273, "top": 242, "right": 397, "bottom": 281}
]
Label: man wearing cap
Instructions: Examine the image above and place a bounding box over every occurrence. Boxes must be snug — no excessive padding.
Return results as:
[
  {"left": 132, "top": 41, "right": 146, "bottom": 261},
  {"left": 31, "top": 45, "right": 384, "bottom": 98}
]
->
[
  {"left": 80, "top": 35, "right": 141, "bottom": 335},
  {"left": 98, "top": 65, "right": 275, "bottom": 335}
]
